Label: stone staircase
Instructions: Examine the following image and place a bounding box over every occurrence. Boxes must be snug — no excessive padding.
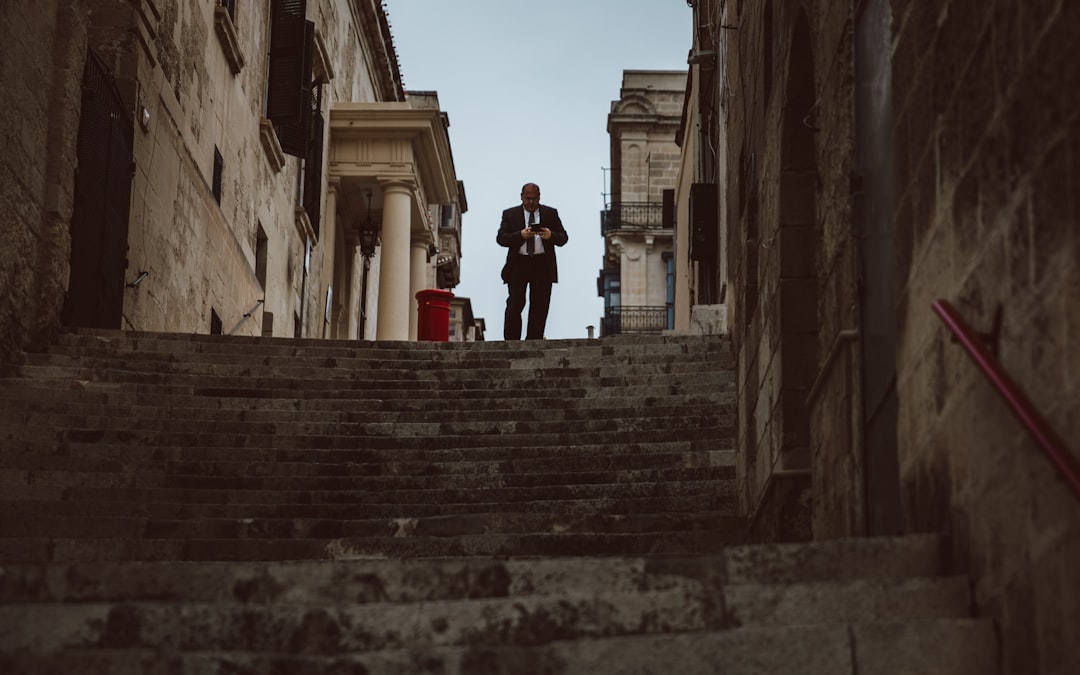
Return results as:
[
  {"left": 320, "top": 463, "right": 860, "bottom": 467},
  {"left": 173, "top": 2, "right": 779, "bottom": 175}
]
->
[{"left": 0, "top": 330, "right": 998, "bottom": 673}]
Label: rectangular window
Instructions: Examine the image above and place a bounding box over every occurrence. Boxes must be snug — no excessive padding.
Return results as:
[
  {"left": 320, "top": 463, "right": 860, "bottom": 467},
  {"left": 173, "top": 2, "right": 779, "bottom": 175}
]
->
[
  {"left": 255, "top": 222, "right": 268, "bottom": 289},
  {"left": 210, "top": 308, "right": 223, "bottom": 334},
  {"left": 212, "top": 146, "right": 223, "bottom": 204},
  {"left": 222, "top": 0, "right": 237, "bottom": 21}
]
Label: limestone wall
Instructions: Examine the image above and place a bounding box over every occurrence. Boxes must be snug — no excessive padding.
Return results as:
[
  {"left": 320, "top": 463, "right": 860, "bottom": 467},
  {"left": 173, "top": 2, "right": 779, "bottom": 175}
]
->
[
  {"left": 892, "top": 2, "right": 1080, "bottom": 672},
  {"left": 706, "top": 0, "right": 1080, "bottom": 670},
  {"left": 0, "top": 0, "right": 408, "bottom": 349},
  {"left": 0, "top": 0, "right": 86, "bottom": 364}
]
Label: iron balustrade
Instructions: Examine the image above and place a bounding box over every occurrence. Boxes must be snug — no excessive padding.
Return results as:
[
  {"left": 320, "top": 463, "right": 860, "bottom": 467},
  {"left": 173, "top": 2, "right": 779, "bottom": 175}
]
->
[
  {"left": 601, "top": 202, "right": 667, "bottom": 235},
  {"left": 603, "top": 306, "right": 669, "bottom": 335},
  {"left": 932, "top": 299, "right": 1080, "bottom": 500}
]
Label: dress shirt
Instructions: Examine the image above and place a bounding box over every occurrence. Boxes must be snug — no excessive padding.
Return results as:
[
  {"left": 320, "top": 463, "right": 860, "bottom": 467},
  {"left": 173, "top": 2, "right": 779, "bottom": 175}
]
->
[{"left": 518, "top": 207, "right": 545, "bottom": 255}]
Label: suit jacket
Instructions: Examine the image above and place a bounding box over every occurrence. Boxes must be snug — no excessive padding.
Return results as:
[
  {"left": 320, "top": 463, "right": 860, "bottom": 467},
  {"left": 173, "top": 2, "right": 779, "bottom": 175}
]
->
[{"left": 496, "top": 204, "right": 569, "bottom": 283}]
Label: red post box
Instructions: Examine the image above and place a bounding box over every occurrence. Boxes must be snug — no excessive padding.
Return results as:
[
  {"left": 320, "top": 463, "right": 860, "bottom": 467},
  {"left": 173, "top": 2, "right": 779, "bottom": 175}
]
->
[{"left": 415, "top": 289, "right": 455, "bottom": 341}]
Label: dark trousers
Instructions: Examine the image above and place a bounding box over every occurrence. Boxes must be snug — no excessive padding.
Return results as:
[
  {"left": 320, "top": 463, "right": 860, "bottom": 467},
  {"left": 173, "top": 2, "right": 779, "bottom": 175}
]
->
[{"left": 504, "top": 254, "right": 552, "bottom": 340}]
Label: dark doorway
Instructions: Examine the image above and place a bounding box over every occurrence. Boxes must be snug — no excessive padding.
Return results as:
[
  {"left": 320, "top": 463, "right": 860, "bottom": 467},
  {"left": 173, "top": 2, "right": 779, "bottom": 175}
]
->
[
  {"left": 854, "top": 0, "right": 903, "bottom": 535},
  {"left": 63, "top": 49, "right": 133, "bottom": 329}
]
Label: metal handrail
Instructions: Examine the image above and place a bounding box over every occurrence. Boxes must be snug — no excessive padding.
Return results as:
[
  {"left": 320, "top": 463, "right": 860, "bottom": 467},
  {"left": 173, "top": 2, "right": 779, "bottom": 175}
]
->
[
  {"left": 932, "top": 299, "right": 1080, "bottom": 499},
  {"left": 227, "top": 299, "right": 265, "bottom": 336}
]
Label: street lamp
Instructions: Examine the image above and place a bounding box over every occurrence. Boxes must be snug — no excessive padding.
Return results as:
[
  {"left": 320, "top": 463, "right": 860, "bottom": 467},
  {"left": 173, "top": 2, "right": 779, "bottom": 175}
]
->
[{"left": 357, "top": 190, "right": 380, "bottom": 339}]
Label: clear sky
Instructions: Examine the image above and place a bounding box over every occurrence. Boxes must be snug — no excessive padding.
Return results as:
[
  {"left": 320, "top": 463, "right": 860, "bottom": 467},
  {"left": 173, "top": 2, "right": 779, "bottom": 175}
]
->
[{"left": 386, "top": 1, "right": 692, "bottom": 340}]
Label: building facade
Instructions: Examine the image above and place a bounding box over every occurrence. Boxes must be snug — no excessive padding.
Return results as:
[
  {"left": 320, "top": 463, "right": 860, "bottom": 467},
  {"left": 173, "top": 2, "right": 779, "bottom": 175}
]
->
[
  {"left": 597, "top": 71, "right": 685, "bottom": 336},
  {"left": 681, "top": 1, "right": 1080, "bottom": 673},
  {"left": 1, "top": 0, "right": 466, "bottom": 363}
]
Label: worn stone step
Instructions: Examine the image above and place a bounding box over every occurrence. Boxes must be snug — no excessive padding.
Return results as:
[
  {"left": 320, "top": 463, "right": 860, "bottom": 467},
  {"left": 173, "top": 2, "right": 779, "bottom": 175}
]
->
[
  {"left": 0, "top": 464, "right": 735, "bottom": 493},
  {"left": 0, "top": 391, "right": 728, "bottom": 418},
  {"left": 0, "top": 410, "right": 726, "bottom": 441},
  {"left": 0, "top": 426, "right": 732, "bottom": 452},
  {"left": 1, "top": 438, "right": 731, "bottom": 466},
  {"left": 0, "top": 534, "right": 954, "bottom": 604},
  {"left": 0, "top": 617, "right": 999, "bottom": 675},
  {"left": 0, "top": 575, "right": 973, "bottom": 654},
  {"left": 45, "top": 329, "right": 731, "bottom": 361},
  {"left": 0, "top": 382, "right": 733, "bottom": 413},
  {"left": 8, "top": 360, "right": 733, "bottom": 391},
  {"left": 0, "top": 510, "right": 744, "bottom": 545},
  {"left": 0, "top": 456, "right": 734, "bottom": 490},
  {"left": 0, "top": 377, "right": 730, "bottom": 405},
  {"left": 21, "top": 349, "right": 728, "bottom": 379},
  {"left": 1, "top": 528, "right": 747, "bottom": 562},
  {"left": 0, "top": 447, "right": 732, "bottom": 480},
  {"left": 1, "top": 490, "right": 738, "bottom": 522},
  {"left": 44, "top": 475, "right": 733, "bottom": 505}
]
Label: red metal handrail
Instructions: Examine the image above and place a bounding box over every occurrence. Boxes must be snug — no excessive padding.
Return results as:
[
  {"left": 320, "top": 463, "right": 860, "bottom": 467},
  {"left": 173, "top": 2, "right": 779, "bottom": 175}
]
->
[{"left": 932, "top": 299, "right": 1080, "bottom": 499}]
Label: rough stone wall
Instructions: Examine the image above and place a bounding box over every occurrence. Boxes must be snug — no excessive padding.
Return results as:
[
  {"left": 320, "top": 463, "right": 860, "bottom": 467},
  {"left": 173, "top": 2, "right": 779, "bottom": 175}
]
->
[
  {"left": 0, "top": 0, "right": 87, "bottom": 365},
  {"left": 892, "top": 2, "right": 1080, "bottom": 673},
  {"left": 714, "top": 0, "right": 1079, "bottom": 669},
  {"left": 2, "top": 0, "right": 406, "bottom": 355},
  {"left": 803, "top": 3, "right": 863, "bottom": 541},
  {"left": 718, "top": 0, "right": 833, "bottom": 538}
]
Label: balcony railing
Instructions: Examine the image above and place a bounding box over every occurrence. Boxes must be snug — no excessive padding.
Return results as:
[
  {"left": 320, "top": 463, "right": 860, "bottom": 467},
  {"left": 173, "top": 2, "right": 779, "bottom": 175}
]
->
[
  {"left": 603, "top": 305, "right": 669, "bottom": 335},
  {"left": 601, "top": 202, "right": 667, "bottom": 235}
]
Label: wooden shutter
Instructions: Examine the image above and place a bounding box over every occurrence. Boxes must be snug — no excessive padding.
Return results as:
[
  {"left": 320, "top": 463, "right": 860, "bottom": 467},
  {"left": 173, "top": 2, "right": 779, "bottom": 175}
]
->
[
  {"left": 303, "top": 83, "right": 324, "bottom": 239},
  {"left": 267, "top": 0, "right": 313, "bottom": 157}
]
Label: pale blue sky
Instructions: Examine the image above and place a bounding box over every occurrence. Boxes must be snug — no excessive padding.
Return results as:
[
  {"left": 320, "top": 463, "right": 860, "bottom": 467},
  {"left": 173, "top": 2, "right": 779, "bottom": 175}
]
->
[{"left": 387, "top": 1, "right": 692, "bottom": 340}]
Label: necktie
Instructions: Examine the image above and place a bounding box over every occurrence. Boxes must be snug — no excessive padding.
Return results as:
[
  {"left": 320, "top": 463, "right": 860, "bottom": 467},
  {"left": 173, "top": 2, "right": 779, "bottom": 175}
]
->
[{"left": 526, "top": 211, "right": 536, "bottom": 255}]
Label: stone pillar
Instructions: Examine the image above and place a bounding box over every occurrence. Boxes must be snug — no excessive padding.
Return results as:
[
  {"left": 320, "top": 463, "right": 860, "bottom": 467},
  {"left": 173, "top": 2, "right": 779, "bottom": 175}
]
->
[
  {"left": 320, "top": 179, "right": 339, "bottom": 307},
  {"left": 375, "top": 180, "right": 413, "bottom": 340},
  {"left": 409, "top": 236, "right": 430, "bottom": 340}
]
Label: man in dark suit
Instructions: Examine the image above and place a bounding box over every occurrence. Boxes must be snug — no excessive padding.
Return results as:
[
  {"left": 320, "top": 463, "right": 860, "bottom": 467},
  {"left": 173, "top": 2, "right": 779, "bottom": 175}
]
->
[{"left": 496, "top": 182, "right": 569, "bottom": 340}]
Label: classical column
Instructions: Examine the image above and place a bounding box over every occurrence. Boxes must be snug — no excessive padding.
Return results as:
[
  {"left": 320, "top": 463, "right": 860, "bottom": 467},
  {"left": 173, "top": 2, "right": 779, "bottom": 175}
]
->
[
  {"left": 409, "top": 236, "right": 430, "bottom": 340},
  {"left": 375, "top": 180, "right": 413, "bottom": 340},
  {"left": 320, "top": 179, "right": 340, "bottom": 331}
]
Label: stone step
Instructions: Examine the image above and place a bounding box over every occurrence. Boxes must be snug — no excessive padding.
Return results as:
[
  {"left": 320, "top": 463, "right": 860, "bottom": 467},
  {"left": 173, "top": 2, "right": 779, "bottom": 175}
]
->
[
  {"left": 0, "top": 409, "right": 727, "bottom": 439},
  {"left": 0, "top": 508, "right": 743, "bottom": 542},
  {"left": 1, "top": 490, "right": 738, "bottom": 521},
  {"left": 0, "top": 376, "right": 731, "bottom": 404},
  {"left": 21, "top": 349, "right": 729, "bottom": 378},
  {"left": 46, "top": 329, "right": 731, "bottom": 361},
  {"left": 6, "top": 474, "right": 734, "bottom": 508},
  {"left": 0, "top": 388, "right": 728, "bottom": 413},
  {"left": 0, "top": 617, "right": 998, "bottom": 674},
  {"left": 0, "top": 464, "right": 734, "bottom": 493},
  {"left": 1, "top": 527, "right": 748, "bottom": 562},
  {"left": 0, "top": 426, "right": 732, "bottom": 452},
  {"left": 0, "top": 534, "right": 955, "bottom": 603},
  {"left": 2, "top": 438, "right": 731, "bottom": 465},
  {"left": 0, "top": 575, "right": 974, "bottom": 653},
  {"left": 0, "top": 382, "right": 732, "bottom": 412},
  {"left": 0, "top": 448, "right": 734, "bottom": 480}
]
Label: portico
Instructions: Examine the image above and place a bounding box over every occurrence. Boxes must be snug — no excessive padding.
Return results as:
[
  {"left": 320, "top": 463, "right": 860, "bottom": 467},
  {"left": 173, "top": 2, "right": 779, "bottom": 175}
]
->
[{"left": 327, "top": 102, "right": 459, "bottom": 340}]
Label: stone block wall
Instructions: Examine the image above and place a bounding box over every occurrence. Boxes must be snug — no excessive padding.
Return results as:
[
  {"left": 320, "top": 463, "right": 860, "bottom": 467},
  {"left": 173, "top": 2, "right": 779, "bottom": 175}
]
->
[
  {"left": 708, "top": 0, "right": 1079, "bottom": 670},
  {"left": 0, "top": 0, "right": 87, "bottom": 365},
  {"left": 119, "top": 0, "right": 309, "bottom": 337},
  {"left": 892, "top": 2, "right": 1080, "bottom": 673}
]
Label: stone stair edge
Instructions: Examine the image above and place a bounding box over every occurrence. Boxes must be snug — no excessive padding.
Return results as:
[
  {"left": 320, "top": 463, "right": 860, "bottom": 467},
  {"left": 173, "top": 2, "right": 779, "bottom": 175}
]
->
[
  {"left": 0, "top": 616, "right": 999, "bottom": 675},
  {"left": 0, "top": 532, "right": 951, "bottom": 589},
  {"left": 52, "top": 327, "right": 730, "bottom": 350}
]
